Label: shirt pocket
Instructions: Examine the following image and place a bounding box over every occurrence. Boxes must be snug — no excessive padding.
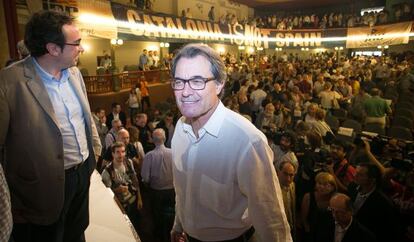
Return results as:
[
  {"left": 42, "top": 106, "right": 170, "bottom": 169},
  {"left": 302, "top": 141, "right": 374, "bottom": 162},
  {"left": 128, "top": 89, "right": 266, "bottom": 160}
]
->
[{"left": 199, "top": 174, "right": 233, "bottom": 215}]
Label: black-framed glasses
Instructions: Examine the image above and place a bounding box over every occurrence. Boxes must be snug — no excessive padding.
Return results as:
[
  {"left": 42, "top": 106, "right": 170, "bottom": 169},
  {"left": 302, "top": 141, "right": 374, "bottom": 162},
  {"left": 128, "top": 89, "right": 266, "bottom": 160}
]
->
[
  {"left": 64, "top": 40, "right": 82, "bottom": 46},
  {"left": 171, "top": 76, "right": 215, "bottom": 90}
]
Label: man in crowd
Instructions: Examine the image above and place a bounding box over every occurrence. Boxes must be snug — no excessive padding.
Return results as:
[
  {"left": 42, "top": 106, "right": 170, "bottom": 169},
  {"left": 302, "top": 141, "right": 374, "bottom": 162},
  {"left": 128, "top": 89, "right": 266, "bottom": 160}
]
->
[
  {"left": 277, "top": 160, "right": 297, "bottom": 240},
  {"left": 92, "top": 107, "right": 108, "bottom": 152},
  {"left": 106, "top": 102, "right": 127, "bottom": 130},
  {"left": 208, "top": 6, "right": 215, "bottom": 22},
  {"left": 0, "top": 10, "right": 101, "bottom": 242},
  {"left": 138, "top": 48, "right": 148, "bottom": 71},
  {"left": 134, "top": 113, "right": 154, "bottom": 153},
  {"left": 103, "top": 129, "right": 139, "bottom": 170},
  {"left": 170, "top": 43, "right": 291, "bottom": 242},
  {"left": 141, "top": 128, "right": 175, "bottom": 242},
  {"left": 272, "top": 131, "right": 298, "bottom": 169},
  {"left": 101, "top": 142, "right": 142, "bottom": 230},
  {"left": 250, "top": 81, "right": 267, "bottom": 119},
  {"left": 363, "top": 88, "right": 391, "bottom": 129},
  {"left": 329, "top": 193, "right": 376, "bottom": 242},
  {"left": 329, "top": 139, "right": 356, "bottom": 192},
  {"left": 105, "top": 119, "right": 123, "bottom": 150},
  {"left": 348, "top": 163, "right": 401, "bottom": 242},
  {"left": 155, "top": 112, "right": 176, "bottom": 148}
]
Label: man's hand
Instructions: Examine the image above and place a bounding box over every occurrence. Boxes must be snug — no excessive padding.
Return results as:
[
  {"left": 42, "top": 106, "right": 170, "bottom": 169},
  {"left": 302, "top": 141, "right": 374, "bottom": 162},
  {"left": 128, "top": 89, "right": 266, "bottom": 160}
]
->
[
  {"left": 363, "top": 140, "right": 371, "bottom": 153},
  {"left": 171, "top": 231, "right": 187, "bottom": 242}
]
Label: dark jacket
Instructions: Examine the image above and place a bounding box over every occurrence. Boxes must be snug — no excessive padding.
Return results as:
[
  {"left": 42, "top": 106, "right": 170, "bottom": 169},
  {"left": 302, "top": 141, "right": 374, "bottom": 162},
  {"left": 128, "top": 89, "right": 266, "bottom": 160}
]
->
[{"left": 349, "top": 184, "right": 401, "bottom": 242}]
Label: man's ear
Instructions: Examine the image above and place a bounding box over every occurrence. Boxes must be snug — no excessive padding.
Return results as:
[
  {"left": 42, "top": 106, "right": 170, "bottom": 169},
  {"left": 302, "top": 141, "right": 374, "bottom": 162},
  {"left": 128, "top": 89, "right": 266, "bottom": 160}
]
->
[
  {"left": 45, "top": 43, "right": 61, "bottom": 57},
  {"left": 215, "top": 81, "right": 224, "bottom": 96}
]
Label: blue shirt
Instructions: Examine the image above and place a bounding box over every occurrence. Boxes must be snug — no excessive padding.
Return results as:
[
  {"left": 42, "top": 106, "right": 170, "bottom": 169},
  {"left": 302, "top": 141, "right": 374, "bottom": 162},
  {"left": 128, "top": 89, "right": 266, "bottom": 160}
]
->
[
  {"left": 33, "top": 58, "right": 89, "bottom": 169},
  {"left": 139, "top": 54, "right": 148, "bottom": 69}
]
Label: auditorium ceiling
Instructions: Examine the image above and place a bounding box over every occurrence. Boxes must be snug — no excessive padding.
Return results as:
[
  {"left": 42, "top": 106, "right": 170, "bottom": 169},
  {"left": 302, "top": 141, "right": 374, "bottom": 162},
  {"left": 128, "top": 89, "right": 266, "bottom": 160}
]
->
[{"left": 231, "top": 0, "right": 355, "bottom": 10}]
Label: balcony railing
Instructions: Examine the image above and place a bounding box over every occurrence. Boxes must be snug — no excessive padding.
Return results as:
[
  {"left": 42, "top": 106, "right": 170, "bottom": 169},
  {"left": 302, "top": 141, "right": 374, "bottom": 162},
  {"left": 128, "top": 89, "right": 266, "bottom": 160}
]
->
[{"left": 84, "top": 69, "right": 171, "bottom": 94}]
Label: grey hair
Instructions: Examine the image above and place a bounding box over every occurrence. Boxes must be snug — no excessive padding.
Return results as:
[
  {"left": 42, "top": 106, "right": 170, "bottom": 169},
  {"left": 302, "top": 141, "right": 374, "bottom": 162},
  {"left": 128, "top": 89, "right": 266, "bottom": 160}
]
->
[
  {"left": 278, "top": 160, "right": 297, "bottom": 173},
  {"left": 171, "top": 43, "right": 227, "bottom": 88},
  {"left": 152, "top": 128, "right": 166, "bottom": 145}
]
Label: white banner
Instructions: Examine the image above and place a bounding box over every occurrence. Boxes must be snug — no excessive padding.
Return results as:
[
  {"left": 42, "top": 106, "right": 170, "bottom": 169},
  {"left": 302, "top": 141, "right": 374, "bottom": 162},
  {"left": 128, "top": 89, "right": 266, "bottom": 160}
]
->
[{"left": 346, "top": 21, "right": 413, "bottom": 48}]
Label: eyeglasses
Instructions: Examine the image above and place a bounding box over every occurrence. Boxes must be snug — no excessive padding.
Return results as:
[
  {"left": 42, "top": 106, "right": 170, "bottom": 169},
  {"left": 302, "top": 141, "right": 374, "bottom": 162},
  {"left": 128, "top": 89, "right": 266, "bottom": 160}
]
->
[
  {"left": 64, "top": 40, "right": 82, "bottom": 46},
  {"left": 171, "top": 76, "right": 215, "bottom": 90}
]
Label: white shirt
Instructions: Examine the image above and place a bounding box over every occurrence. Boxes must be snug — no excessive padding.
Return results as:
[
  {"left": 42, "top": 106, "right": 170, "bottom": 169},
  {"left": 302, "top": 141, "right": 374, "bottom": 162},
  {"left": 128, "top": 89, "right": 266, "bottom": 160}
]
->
[
  {"left": 319, "top": 90, "right": 342, "bottom": 109},
  {"left": 171, "top": 102, "right": 291, "bottom": 242},
  {"left": 334, "top": 217, "right": 353, "bottom": 242},
  {"left": 250, "top": 89, "right": 267, "bottom": 112},
  {"left": 141, "top": 144, "right": 174, "bottom": 190}
]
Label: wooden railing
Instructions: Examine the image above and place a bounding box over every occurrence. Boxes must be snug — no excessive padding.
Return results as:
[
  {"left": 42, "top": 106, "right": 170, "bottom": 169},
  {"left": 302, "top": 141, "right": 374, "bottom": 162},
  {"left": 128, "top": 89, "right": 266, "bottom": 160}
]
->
[{"left": 84, "top": 69, "right": 171, "bottom": 94}]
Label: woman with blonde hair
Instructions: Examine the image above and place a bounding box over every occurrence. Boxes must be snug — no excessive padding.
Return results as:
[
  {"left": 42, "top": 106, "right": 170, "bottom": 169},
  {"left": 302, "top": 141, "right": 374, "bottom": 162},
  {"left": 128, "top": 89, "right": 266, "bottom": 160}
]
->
[{"left": 301, "top": 172, "right": 336, "bottom": 242}]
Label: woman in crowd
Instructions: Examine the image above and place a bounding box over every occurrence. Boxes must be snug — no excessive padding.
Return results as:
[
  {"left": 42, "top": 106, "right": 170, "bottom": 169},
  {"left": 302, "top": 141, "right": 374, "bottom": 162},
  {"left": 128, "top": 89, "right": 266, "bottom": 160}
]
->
[
  {"left": 301, "top": 172, "right": 337, "bottom": 242},
  {"left": 126, "top": 87, "right": 140, "bottom": 122}
]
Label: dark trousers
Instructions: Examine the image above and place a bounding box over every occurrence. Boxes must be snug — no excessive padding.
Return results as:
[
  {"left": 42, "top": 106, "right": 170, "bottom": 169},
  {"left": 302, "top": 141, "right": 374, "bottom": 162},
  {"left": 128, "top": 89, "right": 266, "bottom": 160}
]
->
[
  {"left": 141, "top": 96, "right": 151, "bottom": 112},
  {"left": 150, "top": 188, "right": 175, "bottom": 242},
  {"left": 11, "top": 161, "right": 90, "bottom": 242},
  {"left": 187, "top": 227, "right": 255, "bottom": 242}
]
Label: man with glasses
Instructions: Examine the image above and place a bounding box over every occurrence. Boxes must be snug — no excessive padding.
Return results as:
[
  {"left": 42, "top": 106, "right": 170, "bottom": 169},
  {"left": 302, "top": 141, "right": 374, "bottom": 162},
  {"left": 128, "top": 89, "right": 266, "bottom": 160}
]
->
[
  {"left": 0, "top": 10, "right": 101, "bottom": 242},
  {"left": 329, "top": 193, "right": 376, "bottom": 242},
  {"left": 170, "top": 43, "right": 291, "bottom": 242}
]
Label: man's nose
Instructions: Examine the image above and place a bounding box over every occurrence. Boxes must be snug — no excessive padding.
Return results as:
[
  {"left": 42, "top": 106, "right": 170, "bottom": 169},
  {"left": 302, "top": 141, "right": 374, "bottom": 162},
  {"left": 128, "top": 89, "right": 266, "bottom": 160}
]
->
[{"left": 181, "top": 82, "right": 194, "bottom": 96}]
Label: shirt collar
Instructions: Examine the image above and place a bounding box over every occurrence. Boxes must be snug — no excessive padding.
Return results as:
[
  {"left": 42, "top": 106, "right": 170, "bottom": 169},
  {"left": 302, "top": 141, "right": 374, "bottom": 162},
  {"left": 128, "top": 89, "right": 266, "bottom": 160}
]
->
[
  {"left": 202, "top": 101, "right": 225, "bottom": 138},
  {"left": 357, "top": 185, "right": 376, "bottom": 197},
  {"left": 32, "top": 57, "right": 69, "bottom": 84},
  {"left": 181, "top": 101, "right": 225, "bottom": 139},
  {"left": 336, "top": 217, "right": 353, "bottom": 231}
]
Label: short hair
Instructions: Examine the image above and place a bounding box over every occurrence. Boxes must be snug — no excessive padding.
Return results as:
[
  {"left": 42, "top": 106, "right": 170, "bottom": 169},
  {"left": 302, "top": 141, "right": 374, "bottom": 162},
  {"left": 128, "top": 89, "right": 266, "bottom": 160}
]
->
[
  {"left": 315, "top": 109, "right": 326, "bottom": 120},
  {"left": 370, "top": 88, "right": 380, "bottom": 96},
  {"left": 358, "top": 163, "right": 382, "bottom": 186},
  {"left": 315, "top": 172, "right": 337, "bottom": 192},
  {"left": 111, "top": 102, "right": 120, "bottom": 109},
  {"left": 135, "top": 113, "right": 147, "bottom": 120},
  {"left": 17, "top": 40, "right": 29, "bottom": 58},
  {"left": 278, "top": 160, "right": 297, "bottom": 173},
  {"left": 111, "top": 118, "right": 122, "bottom": 126},
  {"left": 94, "top": 107, "right": 104, "bottom": 113},
  {"left": 24, "top": 10, "right": 74, "bottom": 57},
  {"left": 117, "top": 128, "right": 129, "bottom": 137},
  {"left": 324, "top": 82, "right": 332, "bottom": 90},
  {"left": 111, "top": 141, "right": 125, "bottom": 153},
  {"left": 171, "top": 43, "right": 227, "bottom": 87},
  {"left": 331, "top": 193, "right": 353, "bottom": 212},
  {"left": 281, "top": 131, "right": 297, "bottom": 146},
  {"left": 152, "top": 128, "right": 166, "bottom": 145},
  {"left": 306, "top": 131, "right": 322, "bottom": 148}
]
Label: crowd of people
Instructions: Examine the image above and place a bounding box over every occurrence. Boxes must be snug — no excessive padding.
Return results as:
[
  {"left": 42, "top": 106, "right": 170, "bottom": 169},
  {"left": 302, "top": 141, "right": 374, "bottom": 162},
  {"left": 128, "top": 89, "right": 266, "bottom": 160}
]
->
[
  {"left": 251, "top": 2, "right": 413, "bottom": 30},
  {"left": 179, "top": 2, "right": 413, "bottom": 30},
  {"left": 2, "top": 6, "right": 414, "bottom": 242}
]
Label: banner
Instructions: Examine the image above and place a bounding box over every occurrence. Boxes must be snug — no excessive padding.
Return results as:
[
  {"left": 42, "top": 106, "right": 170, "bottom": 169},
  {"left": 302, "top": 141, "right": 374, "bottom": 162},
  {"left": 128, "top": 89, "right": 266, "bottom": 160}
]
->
[
  {"left": 346, "top": 21, "right": 412, "bottom": 48},
  {"left": 111, "top": 2, "right": 323, "bottom": 49}
]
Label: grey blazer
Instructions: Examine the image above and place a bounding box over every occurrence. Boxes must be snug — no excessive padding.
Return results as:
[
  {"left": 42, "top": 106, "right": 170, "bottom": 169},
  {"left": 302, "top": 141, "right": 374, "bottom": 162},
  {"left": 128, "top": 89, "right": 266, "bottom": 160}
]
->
[{"left": 0, "top": 57, "right": 102, "bottom": 225}]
